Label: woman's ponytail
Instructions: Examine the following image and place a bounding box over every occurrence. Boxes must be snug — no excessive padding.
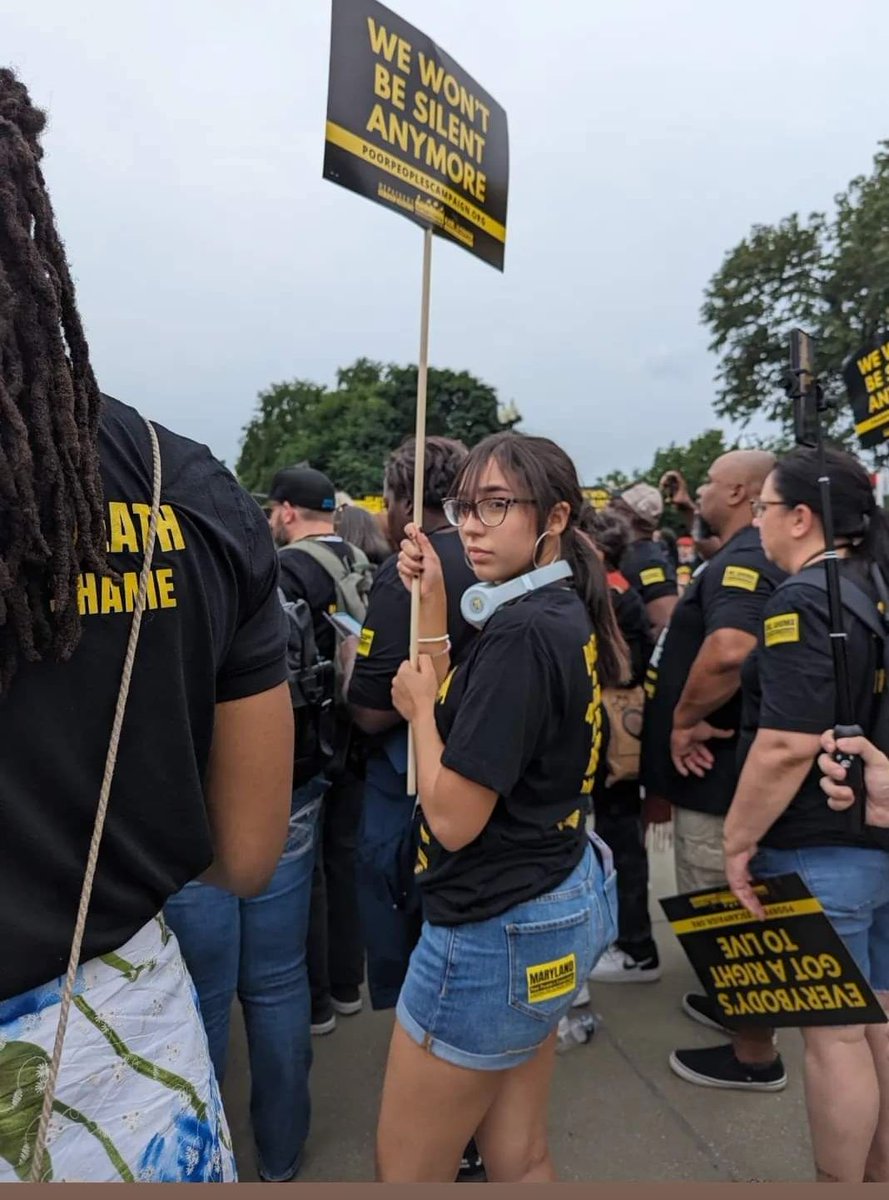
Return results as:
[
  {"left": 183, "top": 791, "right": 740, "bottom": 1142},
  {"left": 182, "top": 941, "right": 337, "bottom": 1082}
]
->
[{"left": 563, "top": 526, "right": 629, "bottom": 688}]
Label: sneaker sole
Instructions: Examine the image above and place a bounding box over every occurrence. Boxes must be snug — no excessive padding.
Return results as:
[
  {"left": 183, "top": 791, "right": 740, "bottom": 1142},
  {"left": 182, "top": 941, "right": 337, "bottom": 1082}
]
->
[
  {"left": 588, "top": 968, "right": 662, "bottom": 985},
  {"left": 311, "top": 1016, "right": 337, "bottom": 1036},
  {"left": 331, "top": 998, "right": 363, "bottom": 1016},
  {"left": 668, "top": 1052, "right": 787, "bottom": 1092},
  {"left": 681, "top": 994, "right": 730, "bottom": 1034}
]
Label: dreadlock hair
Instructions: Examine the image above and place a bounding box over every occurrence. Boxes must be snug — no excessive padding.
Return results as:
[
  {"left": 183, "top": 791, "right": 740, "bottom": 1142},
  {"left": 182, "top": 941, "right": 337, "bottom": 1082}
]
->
[{"left": 0, "top": 68, "right": 107, "bottom": 693}]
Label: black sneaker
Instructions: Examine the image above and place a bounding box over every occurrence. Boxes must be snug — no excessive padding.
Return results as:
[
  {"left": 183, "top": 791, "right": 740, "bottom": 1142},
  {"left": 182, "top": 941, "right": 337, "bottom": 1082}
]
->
[
  {"left": 310, "top": 1000, "right": 336, "bottom": 1037},
  {"left": 456, "top": 1137, "right": 485, "bottom": 1182},
  {"left": 682, "top": 992, "right": 733, "bottom": 1034},
  {"left": 669, "top": 1043, "right": 787, "bottom": 1092},
  {"left": 331, "top": 987, "right": 363, "bottom": 1016}
]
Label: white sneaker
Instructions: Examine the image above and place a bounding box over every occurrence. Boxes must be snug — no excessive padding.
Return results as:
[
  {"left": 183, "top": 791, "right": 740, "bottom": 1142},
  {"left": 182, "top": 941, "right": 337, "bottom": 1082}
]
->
[
  {"left": 589, "top": 944, "right": 661, "bottom": 984},
  {"left": 571, "top": 982, "right": 591, "bottom": 1008}
]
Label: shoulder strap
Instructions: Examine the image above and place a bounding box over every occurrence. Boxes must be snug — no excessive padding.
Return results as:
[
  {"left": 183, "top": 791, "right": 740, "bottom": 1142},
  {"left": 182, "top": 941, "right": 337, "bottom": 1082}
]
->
[
  {"left": 780, "top": 566, "right": 886, "bottom": 642},
  {"left": 31, "top": 417, "right": 163, "bottom": 1182},
  {"left": 282, "top": 537, "right": 352, "bottom": 582}
]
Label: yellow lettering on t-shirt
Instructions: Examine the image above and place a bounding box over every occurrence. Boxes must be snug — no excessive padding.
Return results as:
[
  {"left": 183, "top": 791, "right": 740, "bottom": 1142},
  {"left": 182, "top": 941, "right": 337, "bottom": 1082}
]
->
[
  {"left": 130, "top": 503, "right": 187, "bottom": 552},
  {"left": 764, "top": 613, "right": 800, "bottom": 647},
  {"left": 156, "top": 567, "right": 177, "bottom": 608},
  {"left": 77, "top": 572, "right": 99, "bottom": 616},
  {"left": 356, "top": 628, "right": 375, "bottom": 658},
  {"left": 437, "top": 668, "right": 455, "bottom": 705},
  {"left": 106, "top": 502, "right": 141, "bottom": 553},
  {"left": 100, "top": 575, "right": 124, "bottom": 614},
  {"left": 722, "top": 565, "right": 760, "bottom": 591}
]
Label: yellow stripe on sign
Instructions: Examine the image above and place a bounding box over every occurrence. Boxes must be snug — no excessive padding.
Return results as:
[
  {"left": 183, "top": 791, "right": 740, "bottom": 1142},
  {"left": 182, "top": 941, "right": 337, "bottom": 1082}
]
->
[
  {"left": 670, "top": 897, "right": 823, "bottom": 935},
  {"left": 325, "top": 121, "right": 507, "bottom": 244},
  {"left": 855, "top": 410, "right": 889, "bottom": 437}
]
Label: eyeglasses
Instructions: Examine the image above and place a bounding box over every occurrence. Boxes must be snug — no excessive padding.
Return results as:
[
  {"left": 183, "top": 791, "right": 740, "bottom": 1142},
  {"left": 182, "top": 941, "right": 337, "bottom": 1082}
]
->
[
  {"left": 750, "top": 500, "right": 787, "bottom": 518},
  {"left": 443, "top": 496, "right": 536, "bottom": 528}
]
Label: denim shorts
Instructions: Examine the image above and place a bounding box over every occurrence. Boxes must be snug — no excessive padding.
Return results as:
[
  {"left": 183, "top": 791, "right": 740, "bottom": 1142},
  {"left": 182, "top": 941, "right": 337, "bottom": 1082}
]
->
[
  {"left": 754, "top": 845, "right": 889, "bottom": 992},
  {"left": 396, "top": 834, "right": 618, "bottom": 1070}
]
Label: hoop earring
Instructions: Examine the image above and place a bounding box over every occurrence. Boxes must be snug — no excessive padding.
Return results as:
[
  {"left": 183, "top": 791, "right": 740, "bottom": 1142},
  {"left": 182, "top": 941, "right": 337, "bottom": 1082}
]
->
[{"left": 533, "top": 530, "right": 561, "bottom": 569}]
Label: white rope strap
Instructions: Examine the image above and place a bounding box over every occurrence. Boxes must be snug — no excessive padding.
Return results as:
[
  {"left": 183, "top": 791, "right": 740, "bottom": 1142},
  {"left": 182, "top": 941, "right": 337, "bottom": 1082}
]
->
[{"left": 29, "top": 416, "right": 163, "bottom": 1183}]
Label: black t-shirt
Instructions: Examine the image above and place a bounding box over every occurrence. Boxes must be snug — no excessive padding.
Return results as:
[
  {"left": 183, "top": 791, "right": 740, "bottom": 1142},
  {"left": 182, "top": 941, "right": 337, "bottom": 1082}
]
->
[
  {"left": 278, "top": 536, "right": 355, "bottom": 660},
  {"left": 0, "top": 396, "right": 288, "bottom": 1000},
  {"left": 610, "top": 576, "right": 654, "bottom": 687},
  {"left": 417, "top": 585, "right": 602, "bottom": 926},
  {"left": 640, "top": 526, "right": 784, "bottom": 815},
  {"left": 621, "top": 538, "right": 678, "bottom": 606},
  {"left": 739, "top": 562, "right": 889, "bottom": 851},
  {"left": 348, "top": 528, "right": 477, "bottom": 712}
]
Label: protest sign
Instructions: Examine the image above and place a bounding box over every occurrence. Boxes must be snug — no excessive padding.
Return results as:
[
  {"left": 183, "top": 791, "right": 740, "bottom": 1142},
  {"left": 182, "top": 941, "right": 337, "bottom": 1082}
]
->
[
  {"left": 582, "top": 487, "right": 611, "bottom": 511},
  {"left": 661, "top": 873, "right": 887, "bottom": 1028},
  {"left": 323, "top": 0, "right": 509, "bottom": 270},
  {"left": 844, "top": 335, "right": 889, "bottom": 450}
]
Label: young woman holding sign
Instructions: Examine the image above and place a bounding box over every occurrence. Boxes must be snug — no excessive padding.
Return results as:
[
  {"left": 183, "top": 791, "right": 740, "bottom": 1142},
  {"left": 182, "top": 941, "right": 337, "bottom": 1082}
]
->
[
  {"left": 725, "top": 447, "right": 889, "bottom": 1184},
  {"left": 375, "top": 432, "right": 625, "bottom": 1183}
]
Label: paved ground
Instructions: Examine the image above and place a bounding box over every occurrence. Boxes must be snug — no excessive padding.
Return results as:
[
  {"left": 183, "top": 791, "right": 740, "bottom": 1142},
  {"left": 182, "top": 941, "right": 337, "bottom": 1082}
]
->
[{"left": 221, "top": 846, "right": 814, "bottom": 1182}]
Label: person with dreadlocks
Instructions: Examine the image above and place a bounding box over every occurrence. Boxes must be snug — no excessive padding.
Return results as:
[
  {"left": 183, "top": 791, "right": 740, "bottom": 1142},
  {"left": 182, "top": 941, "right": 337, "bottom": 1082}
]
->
[{"left": 0, "top": 69, "right": 294, "bottom": 1182}]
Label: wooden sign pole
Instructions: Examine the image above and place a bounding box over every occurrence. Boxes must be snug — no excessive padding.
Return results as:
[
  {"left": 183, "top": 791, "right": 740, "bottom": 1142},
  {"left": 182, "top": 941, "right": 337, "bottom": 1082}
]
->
[{"left": 407, "top": 226, "right": 433, "bottom": 795}]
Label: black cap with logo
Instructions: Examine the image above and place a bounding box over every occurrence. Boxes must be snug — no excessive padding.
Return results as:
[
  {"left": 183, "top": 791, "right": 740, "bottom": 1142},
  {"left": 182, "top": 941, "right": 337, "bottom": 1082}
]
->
[{"left": 268, "top": 466, "right": 336, "bottom": 512}]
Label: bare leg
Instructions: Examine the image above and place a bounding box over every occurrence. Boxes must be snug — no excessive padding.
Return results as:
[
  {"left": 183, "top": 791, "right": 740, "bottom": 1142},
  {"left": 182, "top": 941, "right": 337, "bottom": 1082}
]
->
[
  {"left": 375, "top": 1021, "right": 500, "bottom": 1182},
  {"left": 802, "top": 1023, "right": 879, "bottom": 1183},
  {"left": 733, "top": 1027, "right": 778, "bottom": 1066},
  {"left": 864, "top": 994, "right": 889, "bottom": 1183},
  {"left": 475, "top": 1032, "right": 559, "bottom": 1183}
]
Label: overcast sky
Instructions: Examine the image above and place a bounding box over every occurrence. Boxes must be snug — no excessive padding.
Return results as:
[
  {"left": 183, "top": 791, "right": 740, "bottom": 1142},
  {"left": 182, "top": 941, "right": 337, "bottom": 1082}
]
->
[{"left": 5, "top": 0, "right": 887, "bottom": 483}]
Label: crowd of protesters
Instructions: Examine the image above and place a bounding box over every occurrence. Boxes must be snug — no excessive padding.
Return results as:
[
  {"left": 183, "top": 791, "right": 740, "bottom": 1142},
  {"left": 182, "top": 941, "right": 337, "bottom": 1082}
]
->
[{"left": 3, "top": 66, "right": 889, "bottom": 1187}]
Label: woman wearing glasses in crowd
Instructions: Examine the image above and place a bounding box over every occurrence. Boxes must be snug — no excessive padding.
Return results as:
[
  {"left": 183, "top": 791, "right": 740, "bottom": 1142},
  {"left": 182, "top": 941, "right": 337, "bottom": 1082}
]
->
[
  {"left": 373, "top": 432, "right": 626, "bottom": 1182},
  {"left": 725, "top": 446, "right": 889, "bottom": 1184}
]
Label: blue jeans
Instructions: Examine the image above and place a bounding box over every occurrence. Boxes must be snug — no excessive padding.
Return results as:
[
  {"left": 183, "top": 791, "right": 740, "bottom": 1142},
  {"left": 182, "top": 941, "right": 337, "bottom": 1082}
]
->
[
  {"left": 355, "top": 737, "right": 422, "bottom": 1010},
  {"left": 754, "top": 844, "right": 889, "bottom": 991},
  {"left": 164, "top": 778, "right": 326, "bottom": 1181},
  {"left": 397, "top": 836, "right": 618, "bottom": 1070}
]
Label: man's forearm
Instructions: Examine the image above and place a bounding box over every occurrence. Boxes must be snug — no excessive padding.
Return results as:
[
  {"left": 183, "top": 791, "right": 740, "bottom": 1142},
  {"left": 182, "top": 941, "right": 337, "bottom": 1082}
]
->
[{"left": 674, "top": 656, "right": 741, "bottom": 729}]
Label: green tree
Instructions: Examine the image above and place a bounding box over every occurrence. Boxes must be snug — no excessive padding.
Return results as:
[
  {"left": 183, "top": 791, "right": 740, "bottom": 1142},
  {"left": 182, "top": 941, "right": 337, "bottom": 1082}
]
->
[
  {"left": 236, "top": 359, "right": 520, "bottom": 495},
  {"left": 702, "top": 141, "right": 889, "bottom": 444},
  {"left": 593, "top": 429, "right": 733, "bottom": 505}
]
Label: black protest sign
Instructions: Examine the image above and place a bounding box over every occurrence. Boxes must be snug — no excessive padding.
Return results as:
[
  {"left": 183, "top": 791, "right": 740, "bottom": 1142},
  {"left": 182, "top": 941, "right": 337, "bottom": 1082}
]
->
[
  {"left": 660, "top": 873, "right": 886, "bottom": 1028},
  {"left": 844, "top": 334, "right": 889, "bottom": 450},
  {"left": 323, "top": 0, "right": 509, "bottom": 270}
]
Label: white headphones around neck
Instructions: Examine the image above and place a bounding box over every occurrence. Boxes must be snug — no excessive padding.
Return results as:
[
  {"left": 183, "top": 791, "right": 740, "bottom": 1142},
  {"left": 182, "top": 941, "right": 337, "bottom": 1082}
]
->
[{"left": 460, "top": 560, "right": 573, "bottom": 629}]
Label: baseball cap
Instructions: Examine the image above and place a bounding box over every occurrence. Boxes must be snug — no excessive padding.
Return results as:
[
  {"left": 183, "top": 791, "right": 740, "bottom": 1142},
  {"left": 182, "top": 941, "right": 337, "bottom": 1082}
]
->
[
  {"left": 618, "top": 482, "right": 663, "bottom": 524},
  {"left": 268, "top": 466, "right": 336, "bottom": 512}
]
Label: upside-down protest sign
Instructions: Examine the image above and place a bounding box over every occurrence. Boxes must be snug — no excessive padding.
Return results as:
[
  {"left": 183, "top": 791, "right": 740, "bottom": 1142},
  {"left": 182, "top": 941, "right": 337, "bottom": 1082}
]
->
[
  {"left": 661, "top": 873, "right": 886, "bottom": 1028},
  {"left": 323, "top": 0, "right": 509, "bottom": 270}
]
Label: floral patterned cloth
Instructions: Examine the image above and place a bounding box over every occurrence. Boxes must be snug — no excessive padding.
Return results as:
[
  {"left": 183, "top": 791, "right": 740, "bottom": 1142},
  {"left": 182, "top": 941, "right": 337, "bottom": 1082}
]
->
[{"left": 0, "top": 916, "right": 236, "bottom": 1182}]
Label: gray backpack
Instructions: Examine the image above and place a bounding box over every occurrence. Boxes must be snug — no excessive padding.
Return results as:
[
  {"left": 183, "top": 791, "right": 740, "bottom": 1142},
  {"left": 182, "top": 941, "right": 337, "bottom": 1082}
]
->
[{"left": 282, "top": 538, "right": 374, "bottom": 625}]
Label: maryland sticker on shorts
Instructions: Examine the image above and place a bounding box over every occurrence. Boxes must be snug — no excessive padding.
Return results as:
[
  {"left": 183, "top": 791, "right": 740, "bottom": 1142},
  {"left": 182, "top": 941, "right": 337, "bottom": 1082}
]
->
[{"left": 526, "top": 953, "right": 576, "bottom": 1003}]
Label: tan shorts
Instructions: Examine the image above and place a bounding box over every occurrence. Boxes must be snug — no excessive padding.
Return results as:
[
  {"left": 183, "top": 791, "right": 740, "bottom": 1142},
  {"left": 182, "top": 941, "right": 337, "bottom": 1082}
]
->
[{"left": 673, "top": 807, "right": 726, "bottom": 894}]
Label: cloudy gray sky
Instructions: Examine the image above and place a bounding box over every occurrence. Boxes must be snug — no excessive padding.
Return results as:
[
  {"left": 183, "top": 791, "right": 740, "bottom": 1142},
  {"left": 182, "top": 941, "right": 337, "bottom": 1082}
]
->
[{"left": 5, "top": 0, "right": 887, "bottom": 483}]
